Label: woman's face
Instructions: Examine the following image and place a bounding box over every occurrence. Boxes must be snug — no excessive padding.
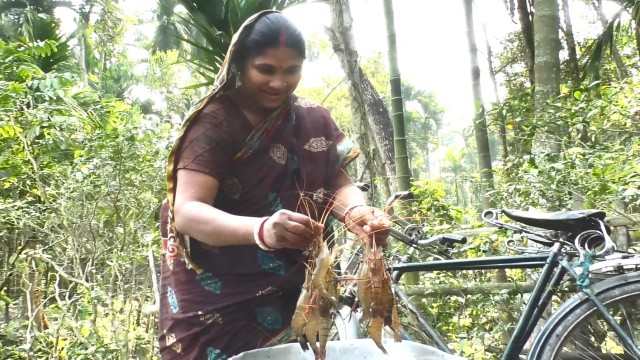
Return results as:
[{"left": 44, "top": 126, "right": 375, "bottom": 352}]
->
[{"left": 239, "top": 47, "right": 304, "bottom": 111}]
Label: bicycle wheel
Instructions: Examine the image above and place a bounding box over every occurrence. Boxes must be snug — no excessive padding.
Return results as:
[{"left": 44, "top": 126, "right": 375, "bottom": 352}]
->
[
  {"left": 529, "top": 271, "right": 640, "bottom": 360},
  {"left": 331, "top": 304, "right": 362, "bottom": 340}
]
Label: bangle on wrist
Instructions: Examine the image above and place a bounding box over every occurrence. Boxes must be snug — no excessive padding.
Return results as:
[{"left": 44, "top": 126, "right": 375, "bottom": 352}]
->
[
  {"left": 341, "top": 204, "right": 365, "bottom": 223},
  {"left": 254, "top": 216, "right": 275, "bottom": 251}
]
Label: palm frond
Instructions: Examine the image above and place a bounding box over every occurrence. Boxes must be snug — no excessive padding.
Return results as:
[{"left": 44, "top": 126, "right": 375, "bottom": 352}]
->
[
  {"left": 580, "top": 0, "right": 640, "bottom": 80},
  {"left": 580, "top": 7, "right": 624, "bottom": 80}
]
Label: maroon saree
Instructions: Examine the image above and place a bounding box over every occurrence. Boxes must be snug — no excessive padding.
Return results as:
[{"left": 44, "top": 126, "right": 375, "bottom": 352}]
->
[{"left": 158, "top": 92, "right": 358, "bottom": 359}]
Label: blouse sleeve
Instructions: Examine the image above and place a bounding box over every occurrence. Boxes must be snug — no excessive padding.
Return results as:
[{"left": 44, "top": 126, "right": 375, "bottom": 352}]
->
[
  {"left": 318, "top": 106, "right": 360, "bottom": 169},
  {"left": 176, "top": 100, "right": 237, "bottom": 181},
  {"left": 293, "top": 99, "right": 360, "bottom": 189}
]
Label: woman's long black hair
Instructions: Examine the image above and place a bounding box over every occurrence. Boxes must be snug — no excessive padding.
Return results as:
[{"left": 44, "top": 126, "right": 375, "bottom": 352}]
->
[{"left": 232, "top": 12, "right": 306, "bottom": 70}]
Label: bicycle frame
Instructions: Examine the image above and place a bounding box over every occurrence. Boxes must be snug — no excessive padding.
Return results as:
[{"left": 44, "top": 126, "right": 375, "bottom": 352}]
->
[
  {"left": 346, "top": 187, "right": 640, "bottom": 358},
  {"left": 390, "top": 244, "right": 566, "bottom": 359},
  {"left": 389, "top": 245, "right": 640, "bottom": 359}
]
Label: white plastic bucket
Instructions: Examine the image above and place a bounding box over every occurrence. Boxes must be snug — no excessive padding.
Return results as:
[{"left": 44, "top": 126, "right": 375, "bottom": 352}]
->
[{"left": 229, "top": 339, "right": 466, "bottom": 360}]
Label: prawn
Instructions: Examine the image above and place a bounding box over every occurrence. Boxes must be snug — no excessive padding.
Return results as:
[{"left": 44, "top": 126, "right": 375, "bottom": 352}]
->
[
  {"left": 356, "top": 242, "right": 402, "bottom": 354},
  {"left": 291, "top": 193, "right": 343, "bottom": 360},
  {"left": 310, "top": 239, "right": 340, "bottom": 307},
  {"left": 302, "top": 244, "right": 341, "bottom": 360},
  {"left": 300, "top": 289, "right": 335, "bottom": 360},
  {"left": 291, "top": 281, "right": 315, "bottom": 350},
  {"left": 304, "top": 291, "right": 321, "bottom": 356}
]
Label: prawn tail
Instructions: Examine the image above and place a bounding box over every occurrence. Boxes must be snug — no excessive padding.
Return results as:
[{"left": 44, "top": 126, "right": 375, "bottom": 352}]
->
[
  {"left": 316, "top": 317, "right": 332, "bottom": 360},
  {"left": 297, "top": 335, "right": 309, "bottom": 351},
  {"left": 368, "top": 317, "right": 387, "bottom": 354},
  {"left": 391, "top": 304, "right": 402, "bottom": 342}
]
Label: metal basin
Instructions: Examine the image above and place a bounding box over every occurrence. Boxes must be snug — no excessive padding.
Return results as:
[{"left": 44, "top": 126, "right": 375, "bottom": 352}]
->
[{"left": 229, "top": 339, "right": 466, "bottom": 360}]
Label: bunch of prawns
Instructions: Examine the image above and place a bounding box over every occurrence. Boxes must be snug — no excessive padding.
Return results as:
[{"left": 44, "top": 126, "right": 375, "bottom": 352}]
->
[
  {"left": 291, "top": 193, "right": 402, "bottom": 359},
  {"left": 291, "top": 195, "right": 341, "bottom": 360}
]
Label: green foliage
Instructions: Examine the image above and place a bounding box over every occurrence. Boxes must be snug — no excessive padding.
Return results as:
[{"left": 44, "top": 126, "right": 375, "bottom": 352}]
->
[
  {"left": 402, "top": 82, "right": 445, "bottom": 178},
  {"left": 490, "top": 78, "right": 640, "bottom": 212},
  {"left": 580, "top": 0, "right": 640, "bottom": 81},
  {"left": 406, "top": 179, "right": 463, "bottom": 228},
  {"left": 0, "top": 34, "right": 165, "bottom": 358},
  {"left": 1, "top": 1, "right": 639, "bottom": 359},
  {"left": 1, "top": 299, "right": 157, "bottom": 359}
]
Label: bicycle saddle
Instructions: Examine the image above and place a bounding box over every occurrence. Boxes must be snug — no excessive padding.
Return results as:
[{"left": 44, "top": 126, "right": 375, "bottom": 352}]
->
[{"left": 502, "top": 209, "right": 607, "bottom": 233}]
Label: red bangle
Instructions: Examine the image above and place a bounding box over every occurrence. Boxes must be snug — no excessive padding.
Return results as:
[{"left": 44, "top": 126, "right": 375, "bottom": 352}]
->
[
  {"left": 341, "top": 204, "right": 365, "bottom": 223},
  {"left": 254, "top": 216, "right": 275, "bottom": 251}
]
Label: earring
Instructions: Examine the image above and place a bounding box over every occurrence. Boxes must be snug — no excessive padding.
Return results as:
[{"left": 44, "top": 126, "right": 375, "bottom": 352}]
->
[{"left": 229, "top": 65, "right": 242, "bottom": 87}]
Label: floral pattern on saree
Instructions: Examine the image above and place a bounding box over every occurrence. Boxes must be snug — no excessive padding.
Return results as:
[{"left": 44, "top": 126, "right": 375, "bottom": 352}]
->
[
  {"left": 167, "top": 287, "right": 179, "bottom": 313},
  {"left": 165, "top": 332, "right": 182, "bottom": 353},
  {"left": 256, "top": 307, "right": 282, "bottom": 330},
  {"left": 196, "top": 272, "right": 223, "bottom": 294},
  {"left": 268, "top": 192, "right": 283, "bottom": 212},
  {"left": 257, "top": 251, "right": 285, "bottom": 276},
  {"left": 206, "top": 347, "right": 228, "bottom": 360},
  {"left": 304, "top": 137, "right": 333, "bottom": 152},
  {"left": 221, "top": 177, "right": 241, "bottom": 200},
  {"left": 199, "top": 311, "right": 223, "bottom": 325},
  {"left": 269, "top": 144, "right": 288, "bottom": 164}
]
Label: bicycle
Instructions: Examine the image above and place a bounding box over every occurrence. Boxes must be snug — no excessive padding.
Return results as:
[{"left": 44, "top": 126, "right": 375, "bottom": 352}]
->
[{"left": 332, "top": 188, "right": 640, "bottom": 360}]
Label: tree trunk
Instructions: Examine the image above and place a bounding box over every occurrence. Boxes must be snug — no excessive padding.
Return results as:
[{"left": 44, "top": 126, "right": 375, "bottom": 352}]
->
[
  {"left": 77, "top": 4, "right": 94, "bottom": 87},
  {"left": 517, "top": 0, "right": 535, "bottom": 86},
  {"left": 560, "top": 0, "right": 580, "bottom": 86},
  {"left": 635, "top": 20, "right": 640, "bottom": 59},
  {"left": 493, "top": 268, "right": 515, "bottom": 345},
  {"left": 562, "top": 0, "right": 590, "bottom": 147},
  {"left": 532, "top": 0, "right": 562, "bottom": 155},
  {"left": 26, "top": 246, "right": 49, "bottom": 333},
  {"left": 327, "top": 0, "right": 396, "bottom": 199},
  {"left": 382, "top": 0, "right": 411, "bottom": 192},
  {"left": 483, "top": 23, "right": 508, "bottom": 160},
  {"left": 463, "top": 0, "right": 494, "bottom": 211}
]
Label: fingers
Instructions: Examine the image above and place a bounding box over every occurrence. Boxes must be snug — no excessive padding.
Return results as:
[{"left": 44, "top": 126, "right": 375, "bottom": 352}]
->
[
  {"left": 263, "top": 210, "right": 322, "bottom": 250},
  {"left": 283, "top": 210, "right": 323, "bottom": 236},
  {"left": 261, "top": 206, "right": 390, "bottom": 250},
  {"left": 345, "top": 206, "right": 390, "bottom": 247}
]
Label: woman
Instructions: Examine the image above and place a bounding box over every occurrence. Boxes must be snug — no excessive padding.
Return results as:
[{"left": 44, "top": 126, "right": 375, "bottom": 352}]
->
[{"left": 158, "top": 10, "right": 388, "bottom": 360}]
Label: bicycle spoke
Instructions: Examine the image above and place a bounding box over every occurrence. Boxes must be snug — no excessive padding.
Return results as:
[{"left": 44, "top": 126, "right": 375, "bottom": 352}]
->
[{"left": 553, "top": 296, "right": 640, "bottom": 359}]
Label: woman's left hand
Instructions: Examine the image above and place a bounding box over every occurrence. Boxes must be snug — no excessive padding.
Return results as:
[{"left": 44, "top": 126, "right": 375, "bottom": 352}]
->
[{"left": 343, "top": 205, "right": 390, "bottom": 247}]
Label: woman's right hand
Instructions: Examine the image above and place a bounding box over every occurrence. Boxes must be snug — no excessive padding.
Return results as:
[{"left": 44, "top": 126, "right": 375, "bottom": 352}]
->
[{"left": 261, "top": 209, "right": 322, "bottom": 250}]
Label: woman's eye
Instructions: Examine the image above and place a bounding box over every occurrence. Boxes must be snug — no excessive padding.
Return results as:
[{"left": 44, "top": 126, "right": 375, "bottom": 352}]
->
[
  {"left": 255, "top": 66, "right": 275, "bottom": 75},
  {"left": 284, "top": 67, "right": 301, "bottom": 75}
]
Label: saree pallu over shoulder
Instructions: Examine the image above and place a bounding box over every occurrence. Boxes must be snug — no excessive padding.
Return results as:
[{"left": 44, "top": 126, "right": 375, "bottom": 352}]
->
[{"left": 166, "top": 9, "right": 281, "bottom": 214}]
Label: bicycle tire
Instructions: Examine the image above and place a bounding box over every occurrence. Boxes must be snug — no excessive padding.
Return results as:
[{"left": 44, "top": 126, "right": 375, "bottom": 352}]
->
[
  {"left": 332, "top": 304, "right": 362, "bottom": 340},
  {"left": 528, "top": 271, "right": 640, "bottom": 360}
]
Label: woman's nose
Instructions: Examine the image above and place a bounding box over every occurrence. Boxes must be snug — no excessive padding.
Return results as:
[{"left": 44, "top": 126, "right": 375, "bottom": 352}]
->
[{"left": 269, "top": 79, "right": 288, "bottom": 90}]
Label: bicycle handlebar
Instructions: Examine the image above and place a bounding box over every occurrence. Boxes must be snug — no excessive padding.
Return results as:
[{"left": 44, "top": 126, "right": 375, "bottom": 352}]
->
[
  {"left": 354, "top": 182, "right": 412, "bottom": 208},
  {"left": 355, "top": 185, "right": 467, "bottom": 249},
  {"left": 354, "top": 182, "right": 371, "bottom": 193},
  {"left": 436, "top": 233, "right": 468, "bottom": 247},
  {"left": 413, "top": 233, "right": 468, "bottom": 248}
]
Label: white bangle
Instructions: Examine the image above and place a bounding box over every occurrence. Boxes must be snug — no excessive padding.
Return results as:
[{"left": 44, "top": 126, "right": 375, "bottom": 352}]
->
[
  {"left": 253, "top": 216, "right": 275, "bottom": 251},
  {"left": 341, "top": 204, "right": 366, "bottom": 223}
]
